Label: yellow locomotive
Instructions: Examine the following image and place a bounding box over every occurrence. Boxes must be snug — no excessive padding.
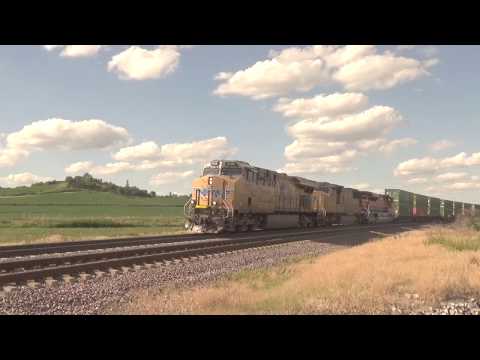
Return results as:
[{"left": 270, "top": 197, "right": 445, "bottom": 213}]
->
[{"left": 184, "top": 160, "right": 394, "bottom": 233}]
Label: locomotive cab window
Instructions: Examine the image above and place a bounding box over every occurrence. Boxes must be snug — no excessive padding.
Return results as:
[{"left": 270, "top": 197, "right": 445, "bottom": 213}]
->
[
  {"left": 203, "top": 167, "right": 219, "bottom": 176},
  {"left": 220, "top": 167, "right": 242, "bottom": 176}
]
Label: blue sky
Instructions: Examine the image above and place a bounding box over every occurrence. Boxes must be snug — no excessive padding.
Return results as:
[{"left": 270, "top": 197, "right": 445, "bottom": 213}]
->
[{"left": 0, "top": 45, "right": 479, "bottom": 202}]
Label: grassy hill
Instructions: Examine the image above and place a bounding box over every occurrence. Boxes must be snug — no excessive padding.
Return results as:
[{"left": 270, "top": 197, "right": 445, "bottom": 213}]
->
[
  {"left": 0, "top": 174, "right": 191, "bottom": 245},
  {"left": 0, "top": 181, "right": 73, "bottom": 196}
]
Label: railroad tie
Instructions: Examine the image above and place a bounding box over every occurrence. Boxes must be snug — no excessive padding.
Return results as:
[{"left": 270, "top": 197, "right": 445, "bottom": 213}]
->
[
  {"left": 2, "top": 285, "right": 16, "bottom": 293},
  {"left": 95, "top": 270, "right": 106, "bottom": 278},
  {"left": 109, "top": 268, "right": 119, "bottom": 276},
  {"left": 45, "top": 278, "right": 58, "bottom": 287},
  {"left": 78, "top": 273, "right": 90, "bottom": 281},
  {"left": 27, "top": 280, "right": 40, "bottom": 289},
  {"left": 62, "top": 274, "right": 75, "bottom": 283}
]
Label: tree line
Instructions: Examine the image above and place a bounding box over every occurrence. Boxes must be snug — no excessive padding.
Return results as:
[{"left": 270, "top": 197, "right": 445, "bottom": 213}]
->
[{"left": 65, "top": 173, "right": 156, "bottom": 198}]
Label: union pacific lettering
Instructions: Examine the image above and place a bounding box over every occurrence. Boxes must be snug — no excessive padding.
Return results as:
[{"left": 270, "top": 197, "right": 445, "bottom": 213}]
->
[{"left": 194, "top": 188, "right": 233, "bottom": 197}]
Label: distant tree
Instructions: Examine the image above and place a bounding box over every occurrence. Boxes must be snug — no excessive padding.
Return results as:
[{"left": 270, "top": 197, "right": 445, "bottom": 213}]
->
[{"left": 63, "top": 173, "right": 153, "bottom": 198}]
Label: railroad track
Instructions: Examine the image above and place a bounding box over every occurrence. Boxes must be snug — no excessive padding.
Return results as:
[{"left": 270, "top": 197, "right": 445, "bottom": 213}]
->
[
  {"left": 0, "top": 222, "right": 427, "bottom": 289},
  {"left": 0, "top": 220, "right": 430, "bottom": 259}
]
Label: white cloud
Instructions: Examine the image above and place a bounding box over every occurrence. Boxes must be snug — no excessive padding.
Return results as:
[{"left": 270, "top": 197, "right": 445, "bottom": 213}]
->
[
  {"left": 356, "top": 137, "right": 418, "bottom": 154},
  {"left": 65, "top": 161, "right": 133, "bottom": 176},
  {"left": 44, "top": 45, "right": 104, "bottom": 57},
  {"left": 276, "top": 92, "right": 409, "bottom": 176},
  {"left": 64, "top": 136, "right": 237, "bottom": 178},
  {"left": 0, "top": 147, "right": 29, "bottom": 168},
  {"left": 439, "top": 152, "right": 470, "bottom": 168},
  {"left": 113, "top": 141, "right": 161, "bottom": 161},
  {"left": 284, "top": 140, "right": 347, "bottom": 160},
  {"left": 107, "top": 46, "right": 181, "bottom": 80},
  {"left": 333, "top": 53, "right": 431, "bottom": 91},
  {"left": 114, "top": 137, "right": 237, "bottom": 165},
  {"left": 214, "top": 45, "right": 436, "bottom": 99},
  {"left": 1, "top": 117, "right": 129, "bottom": 169},
  {"left": 288, "top": 106, "right": 403, "bottom": 142},
  {"left": 214, "top": 46, "right": 333, "bottom": 99},
  {"left": 407, "top": 177, "right": 428, "bottom": 184},
  {"left": 435, "top": 172, "right": 468, "bottom": 182},
  {"left": 0, "top": 172, "right": 54, "bottom": 187},
  {"left": 65, "top": 161, "right": 95, "bottom": 175},
  {"left": 274, "top": 93, "right": 368, "bottom": 119},
  {"left": 356, "top": 138, "right": 387, "bottom": 151},
  {"left": 394, "top": 152, "right": 480, "bottom": 177},
  {"left": 93, "top": 162, "right": 133, "bottom": 176},
  {"left": 378, "top": 137, "right": 418, "bottom": 153},
  {"left": 445, "top": 182, "right": 480, "bottom": 191},
  {"left": 150, "top": 171, "right": 194, "bottom": 186},
  {"left": 7, "top": 118, "right": 130, "bottom": 152},
  {"left": 394, "top": 157, "right": 439, "bottom": 176},
  {"left": 278, "top": 150, "right": 358, "bottom": 175},
  {"left": 351, "top": 183, "right": 370, "bottom": 190},
  {"left": 429, "top": 139, "right": 455, "bottom": 152}
]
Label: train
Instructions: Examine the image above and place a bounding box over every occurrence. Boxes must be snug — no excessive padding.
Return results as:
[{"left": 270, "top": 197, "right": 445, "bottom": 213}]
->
[{"left": 184, "top": 160, "right": 480, "bottom": 233}]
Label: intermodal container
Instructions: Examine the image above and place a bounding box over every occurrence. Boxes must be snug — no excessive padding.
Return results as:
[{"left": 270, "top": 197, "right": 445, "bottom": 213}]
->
[
  {"left": 453, "top": 201, "right": 463, "bottom": 216},
  {"left": 441, "top": 200, "right": 454, "bottom": 218},
  {"left": 464, "top": 203, "right": 474, "bottom": 216},
  {"left": 428, "top": 197, "right": 441, "bottom": 217},
  {"left": 385, "top": 189, "right": 413, "bottom": 217},
  {"left": 413, "top": 193, "right": 428, "bottom": 217}
]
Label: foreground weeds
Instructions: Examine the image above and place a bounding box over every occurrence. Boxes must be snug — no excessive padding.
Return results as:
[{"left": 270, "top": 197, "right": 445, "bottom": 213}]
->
[{"left": 120, "top": 224, "right": 480, "bottom": 314}]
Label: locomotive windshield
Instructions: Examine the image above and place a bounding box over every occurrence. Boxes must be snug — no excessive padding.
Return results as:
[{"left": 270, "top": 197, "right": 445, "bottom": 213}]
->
[
  {"left": 203, "top": 167, "right": 219, "bottom": 176},
  {"left": 221, "top": 167, "right": 242, "bottom": 176}
]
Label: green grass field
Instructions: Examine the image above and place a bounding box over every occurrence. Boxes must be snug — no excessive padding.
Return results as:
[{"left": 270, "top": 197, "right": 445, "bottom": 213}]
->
[{"left": 0, "top": 190, "right": 190, "bottom": 245}]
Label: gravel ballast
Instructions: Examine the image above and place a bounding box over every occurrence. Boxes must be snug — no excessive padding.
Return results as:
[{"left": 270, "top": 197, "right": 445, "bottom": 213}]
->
[{"left": 0, "top": 240, "right": 345, "bottom": 315}]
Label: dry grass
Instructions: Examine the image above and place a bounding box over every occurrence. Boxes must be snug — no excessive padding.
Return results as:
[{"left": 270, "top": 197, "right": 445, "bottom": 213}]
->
[{"left": 118, "top": 225, "right": 480, "bottom": 315}]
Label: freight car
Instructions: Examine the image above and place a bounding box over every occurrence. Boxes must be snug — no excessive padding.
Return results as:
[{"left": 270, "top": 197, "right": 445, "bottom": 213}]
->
[{"left": 185, "top": 160, "right": 479, "bottom": 233}]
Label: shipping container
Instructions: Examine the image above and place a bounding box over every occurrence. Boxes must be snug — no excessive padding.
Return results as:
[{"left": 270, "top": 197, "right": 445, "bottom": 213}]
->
[
  {"left": 463, "top": 203, "right": 470, "bottom": 216},
  {"left": 453, "top": 201, "right": 463, "bottom": 216},
  {"left": 428, "top": 197, "right": 441, "bottom": 217},
  {"left": 464, "top": 203, "right": 475, "bottom": 216},
  {"left": 474, "top": 204, "right": 480, "bottom": 216},
  {"left": 413, "top": 193, "right": 429, "bottom": 217},
  {"left": 441, "top": 200, "right": 454, "bottom": 218},
  {"left": 385, "top": 189, "right": 413, "bottom": 217}
]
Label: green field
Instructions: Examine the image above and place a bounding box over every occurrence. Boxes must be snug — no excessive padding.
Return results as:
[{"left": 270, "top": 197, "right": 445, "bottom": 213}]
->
[{"left": 0, "top": 190, "right": 190, "bottom": 245}]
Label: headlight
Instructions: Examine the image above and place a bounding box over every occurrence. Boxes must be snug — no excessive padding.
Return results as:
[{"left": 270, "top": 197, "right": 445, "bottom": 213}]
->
[{"left": 212, "top": 201, "right": 217, "bottom": 206}]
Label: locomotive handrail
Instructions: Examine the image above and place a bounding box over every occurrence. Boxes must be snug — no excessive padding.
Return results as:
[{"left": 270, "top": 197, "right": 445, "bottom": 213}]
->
[
  {"left": 184, "top": 196, "right": 194, "bottom": 218},
  {"left": 222, "top": 199, "right": 233, "bottom": 219}
]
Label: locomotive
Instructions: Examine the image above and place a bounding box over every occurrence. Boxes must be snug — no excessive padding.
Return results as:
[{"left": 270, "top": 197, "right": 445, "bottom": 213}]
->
[{"left": 184, "top": 160, "right": 395, "bottom": 233}]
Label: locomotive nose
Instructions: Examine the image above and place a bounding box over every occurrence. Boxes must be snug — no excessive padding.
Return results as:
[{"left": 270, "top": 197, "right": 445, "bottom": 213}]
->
[{"left": 193, "top": 176, "right": 224, "bottom": 208}]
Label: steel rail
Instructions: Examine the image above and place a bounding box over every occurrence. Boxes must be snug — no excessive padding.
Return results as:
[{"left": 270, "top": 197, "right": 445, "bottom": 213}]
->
[
  {"left": 0, "top": 220, "right": 430, "bottom": 259},
  {"left": 0, "top": 223, "right": 425, "bottom": 286}
]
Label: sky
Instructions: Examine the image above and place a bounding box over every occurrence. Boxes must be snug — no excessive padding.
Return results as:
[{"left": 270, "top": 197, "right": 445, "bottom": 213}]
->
[{"left": 0, "top": 45, "right": 479, "bottom": 202}]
